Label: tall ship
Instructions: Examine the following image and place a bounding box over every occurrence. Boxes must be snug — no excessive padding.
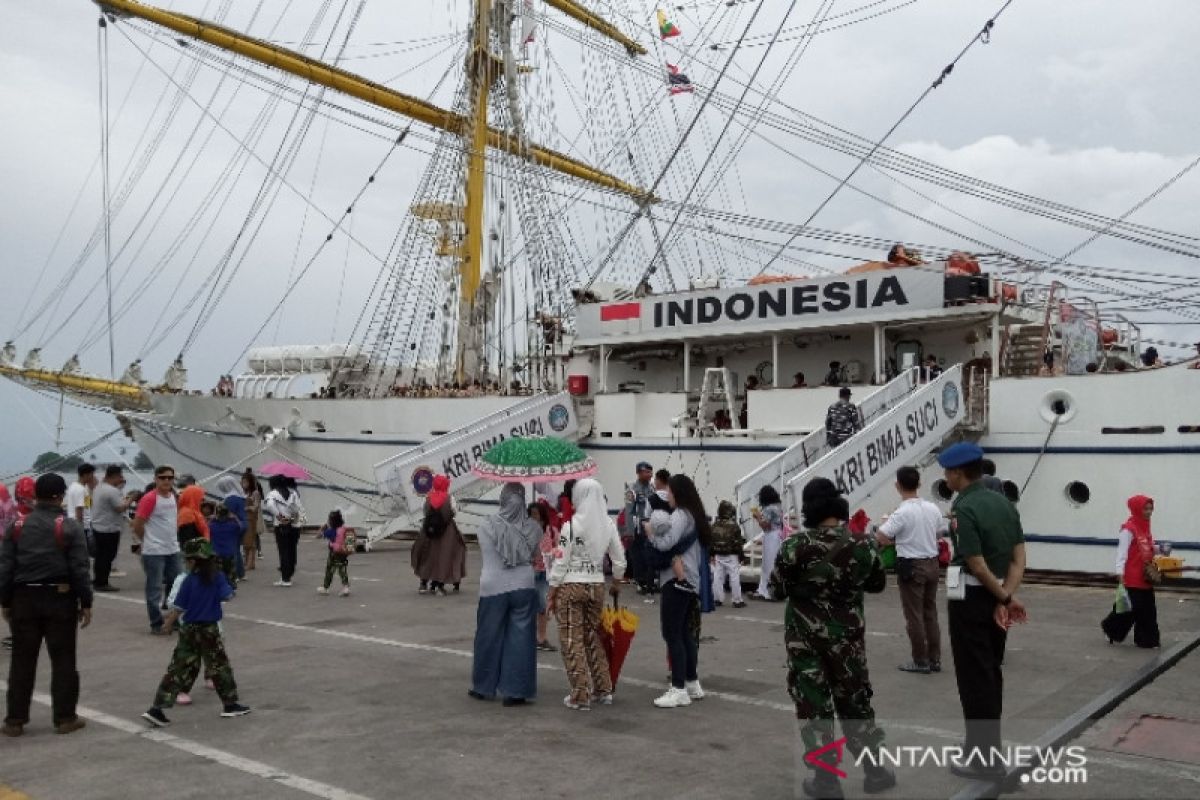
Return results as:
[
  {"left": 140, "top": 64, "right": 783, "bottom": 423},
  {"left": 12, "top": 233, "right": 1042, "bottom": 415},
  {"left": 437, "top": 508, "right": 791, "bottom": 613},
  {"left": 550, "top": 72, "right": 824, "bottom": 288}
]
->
[{"left": 3, "top": 0, "right": 1197, "bottom": 574}]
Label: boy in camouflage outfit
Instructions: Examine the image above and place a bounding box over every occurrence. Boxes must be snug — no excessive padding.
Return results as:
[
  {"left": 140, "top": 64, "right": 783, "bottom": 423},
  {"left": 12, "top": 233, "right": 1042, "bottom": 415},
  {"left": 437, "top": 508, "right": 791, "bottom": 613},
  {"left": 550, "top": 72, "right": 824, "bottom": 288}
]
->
[
  {"left": 709, "top": 500, "right": 746, "bottom": 608},
  {"left": 142, "top": 538, "right": 249, "bottom": 726},
  {"left": 769, "top": 478, "right": 894, "bottom": 799}
]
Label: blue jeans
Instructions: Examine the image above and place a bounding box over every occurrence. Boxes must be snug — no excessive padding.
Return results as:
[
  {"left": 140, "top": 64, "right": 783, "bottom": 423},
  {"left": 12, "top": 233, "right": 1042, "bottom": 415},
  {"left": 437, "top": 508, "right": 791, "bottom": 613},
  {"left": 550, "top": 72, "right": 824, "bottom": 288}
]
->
[
  {"left": 142, "top": 553, "right": 182, "bottom": 631},
  {"left": 471, "top": 588, "right": 538, "bottom": 700}
]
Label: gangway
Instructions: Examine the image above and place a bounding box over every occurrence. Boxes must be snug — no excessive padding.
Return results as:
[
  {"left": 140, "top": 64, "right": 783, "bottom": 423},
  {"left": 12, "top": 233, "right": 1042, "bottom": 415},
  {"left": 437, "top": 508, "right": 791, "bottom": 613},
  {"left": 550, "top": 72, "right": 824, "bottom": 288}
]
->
[
  {"left": 364, "top": 392, "right": 581, "bottom": 545},
  {"left": 783, "top": 366, "right": 966, "bottom": 516},
  {"left": 734, "top": 367, "right": 924, "bottom": 541}
]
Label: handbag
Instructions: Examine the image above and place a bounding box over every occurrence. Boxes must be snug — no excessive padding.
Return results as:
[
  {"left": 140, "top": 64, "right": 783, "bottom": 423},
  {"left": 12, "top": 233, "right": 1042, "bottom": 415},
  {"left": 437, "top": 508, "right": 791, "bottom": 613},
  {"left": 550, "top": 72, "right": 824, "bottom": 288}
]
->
[
  {"left": 945, "top": 565, "right": 966, "bottom": 600},
  {"left": 937, "top": 537, "right": 951, "bottom": 568},
  {"left": 1113, "top": 583, "right": 1131, "bottom": 614},
  {"left": 1143, "top": 561, "right": 1162, "bottom": 585}
]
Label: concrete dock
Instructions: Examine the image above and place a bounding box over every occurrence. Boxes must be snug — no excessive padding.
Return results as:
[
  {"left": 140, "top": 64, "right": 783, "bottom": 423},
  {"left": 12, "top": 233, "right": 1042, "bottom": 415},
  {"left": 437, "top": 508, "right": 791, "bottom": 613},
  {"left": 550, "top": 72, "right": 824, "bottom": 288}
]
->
[{"left": 2, "top": 538, "right": 1197, "bottom": 799}]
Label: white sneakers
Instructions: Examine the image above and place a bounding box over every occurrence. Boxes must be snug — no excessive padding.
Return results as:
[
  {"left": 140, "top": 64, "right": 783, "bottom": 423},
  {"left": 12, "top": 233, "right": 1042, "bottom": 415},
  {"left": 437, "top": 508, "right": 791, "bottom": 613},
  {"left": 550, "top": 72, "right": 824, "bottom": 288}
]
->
[
  {"left": 317, "top": 587, "right": 329, "bottom": 595},
  {"left": 340, "top": 586, "right": 351, "bottom": 597},
  {"left": 273, "top": 580, "right": 293, "bottom": 587},
  {"left": 653, "top": 687, "right": 691, "bottom": 708},
  {"left": 685, "top": 680, "right": 705, "bottom": 700}
]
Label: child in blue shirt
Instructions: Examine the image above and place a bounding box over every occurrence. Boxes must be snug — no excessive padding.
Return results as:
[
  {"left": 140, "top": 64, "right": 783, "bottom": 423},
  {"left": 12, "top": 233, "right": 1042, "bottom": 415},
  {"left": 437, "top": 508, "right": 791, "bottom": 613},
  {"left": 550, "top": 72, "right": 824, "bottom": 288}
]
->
[
  {"left": 208, "top": 501, "right": 244, "bottom": 588},
  {"left": 142, "top": 538, "right": 249, "bottom": 726}
]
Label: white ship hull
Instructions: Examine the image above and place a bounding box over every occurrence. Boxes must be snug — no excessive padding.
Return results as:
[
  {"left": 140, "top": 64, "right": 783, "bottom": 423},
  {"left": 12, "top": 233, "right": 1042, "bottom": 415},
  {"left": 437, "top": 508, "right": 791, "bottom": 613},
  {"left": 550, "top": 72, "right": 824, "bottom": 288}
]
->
[{"left": 129, "top": 367, "right": 1199, "bottom": 574}]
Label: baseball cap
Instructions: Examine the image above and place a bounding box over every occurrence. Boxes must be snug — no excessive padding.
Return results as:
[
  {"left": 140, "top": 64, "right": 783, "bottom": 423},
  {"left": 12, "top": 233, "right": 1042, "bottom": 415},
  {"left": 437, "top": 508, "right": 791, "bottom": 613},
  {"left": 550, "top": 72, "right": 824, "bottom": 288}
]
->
[{"left": 636, "top": 461, "right": 653, "bottom": 472}]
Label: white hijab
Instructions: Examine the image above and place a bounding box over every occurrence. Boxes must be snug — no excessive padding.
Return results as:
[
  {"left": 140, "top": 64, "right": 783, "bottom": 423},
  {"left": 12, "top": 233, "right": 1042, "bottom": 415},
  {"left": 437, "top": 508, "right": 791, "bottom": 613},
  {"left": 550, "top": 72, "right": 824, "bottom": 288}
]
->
[
  {"left": 216, "top": 475, "right": 244, "bottom": 499},
  {"left": 568, "top": 478, "right": 619, "bottom": 567}
]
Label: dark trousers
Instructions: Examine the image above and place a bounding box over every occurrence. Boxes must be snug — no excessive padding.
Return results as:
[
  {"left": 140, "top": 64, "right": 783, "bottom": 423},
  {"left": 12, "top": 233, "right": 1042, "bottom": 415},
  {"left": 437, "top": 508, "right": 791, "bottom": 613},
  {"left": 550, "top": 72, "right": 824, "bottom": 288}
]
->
[
  {"left": 948, "top": 586, "right": 1007, "bottom": 766},
  {"left": 1102, "top": 587, "right": 1160, "bottom": 648},
  {"left": 5, "top": 588, "right": 80, "bottom": 726},
  {"left": 274, "top": 525, "right": 300, "bottom": 581},
  {"left": 898, "top": 557, "right": 942, "bottom": 665},
  {"left": 92, "top": 528, "right": 122, "bottom": 587},
  {"left": 660, "top": 580, "right": 699, "bottom": 688}
]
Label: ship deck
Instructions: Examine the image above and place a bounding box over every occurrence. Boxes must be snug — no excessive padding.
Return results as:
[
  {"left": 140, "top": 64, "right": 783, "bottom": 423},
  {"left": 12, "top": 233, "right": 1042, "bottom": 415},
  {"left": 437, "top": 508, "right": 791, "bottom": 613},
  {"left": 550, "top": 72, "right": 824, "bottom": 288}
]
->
[{"left": 3, "top": 538, "right": 1198, "bottom": 800}]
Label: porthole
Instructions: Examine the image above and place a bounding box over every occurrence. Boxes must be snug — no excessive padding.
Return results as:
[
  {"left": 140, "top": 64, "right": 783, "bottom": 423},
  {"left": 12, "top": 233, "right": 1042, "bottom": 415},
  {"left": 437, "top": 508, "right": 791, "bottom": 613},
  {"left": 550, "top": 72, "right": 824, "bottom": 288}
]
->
[
  {"left": 1065, "top": 481, "right": 1090, "bottom": 505},
  {"left": 933, "top": 479, "right": 953, "bottom": 501},
  {"left": 1002, "top": 480, "right": 1020, "bottom": 504},
  {"left": 1039, "top": 389, "right": 1077, "bottom": 424}
]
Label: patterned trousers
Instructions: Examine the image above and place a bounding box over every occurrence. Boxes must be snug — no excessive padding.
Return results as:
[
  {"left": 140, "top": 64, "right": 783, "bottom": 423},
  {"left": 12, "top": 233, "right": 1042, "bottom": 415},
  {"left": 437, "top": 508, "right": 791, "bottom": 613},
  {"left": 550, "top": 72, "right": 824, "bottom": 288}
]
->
[
  {"left": 554, "top": 584, "right": 611, "bottom": 706},
  {"left": 323, "top": 552, "right": 349, "bottom": 589},
  {"left": 787, "top": 629, "right": 885, "bottom": 760},
  {"left": 153, "top": 623, "right": 238, "bottom": 708}
]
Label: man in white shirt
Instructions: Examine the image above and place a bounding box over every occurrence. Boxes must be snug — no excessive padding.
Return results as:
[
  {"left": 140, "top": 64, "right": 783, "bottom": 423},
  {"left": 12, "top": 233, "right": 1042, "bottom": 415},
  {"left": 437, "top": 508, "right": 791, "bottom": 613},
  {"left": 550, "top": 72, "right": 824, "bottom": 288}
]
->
[
  {"left": 876, "top": 466, "right": 948, "bottom": 674},
  {"left": 132, "top": 465, "right": 182, "bottom": 634},
  {"left": 65, "top": 463, "right": 97, "bottom": 540}
]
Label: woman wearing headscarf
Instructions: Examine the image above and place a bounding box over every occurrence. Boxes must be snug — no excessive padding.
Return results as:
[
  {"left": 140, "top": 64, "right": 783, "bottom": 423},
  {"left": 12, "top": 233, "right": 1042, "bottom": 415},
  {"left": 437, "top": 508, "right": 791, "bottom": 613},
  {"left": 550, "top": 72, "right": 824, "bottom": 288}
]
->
[
  {"left": 469, "top": 483, "right": 542, "bottom": 706},
  {"left": 264, "top": 475, "right": 302, "bottom": 587},
  {"left": 240, "top": 471, "right": 264, "bottom": 571},
  {"left": 769, "top": 477, "right": 894, "bottom": 798},
  {"left": 176, "top": 485, "right": 210, "bottom": 545},
  {"left": 645, "top": 474, "right": 712, "bottom": 709},
  {"left": 750, "top": 484, "right": 785, "bottom": 600},
  {"left": 411, "top": 474, "right": 467, "bottom": 595},
  {"left": 216, "top": 476, "right": 247, "bottom": 580},
  {"left": 547, "top": 479, "right": 625, "bottom": 710},
  {"left": 1101, "top": 495, "right": 1161, "bottom": 648}
]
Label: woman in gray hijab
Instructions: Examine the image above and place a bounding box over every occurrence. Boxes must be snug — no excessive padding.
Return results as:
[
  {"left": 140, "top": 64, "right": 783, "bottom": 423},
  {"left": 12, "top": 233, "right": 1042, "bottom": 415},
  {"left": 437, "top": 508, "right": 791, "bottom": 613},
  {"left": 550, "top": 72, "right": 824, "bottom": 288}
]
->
[{"left": 469, "top": 483, "right": 543, "bottom": 706}]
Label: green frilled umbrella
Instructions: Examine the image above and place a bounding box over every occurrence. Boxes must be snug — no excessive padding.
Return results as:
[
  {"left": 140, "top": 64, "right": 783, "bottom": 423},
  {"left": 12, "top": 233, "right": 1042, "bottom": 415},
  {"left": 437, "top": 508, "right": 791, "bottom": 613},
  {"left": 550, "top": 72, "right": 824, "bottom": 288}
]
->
[{"left": 471, "top": 436, "right": 596, "bottom": 483}]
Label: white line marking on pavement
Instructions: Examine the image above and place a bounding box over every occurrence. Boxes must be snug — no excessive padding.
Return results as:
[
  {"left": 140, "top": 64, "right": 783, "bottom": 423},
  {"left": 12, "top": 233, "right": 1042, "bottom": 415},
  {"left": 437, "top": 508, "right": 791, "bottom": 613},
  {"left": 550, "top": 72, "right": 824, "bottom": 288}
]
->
[
  {"left": 94, "top": 595, "right": 951, "bottom": 736},
  {"left": 0, "top": 680, "right": 372, "bottom": 800}
]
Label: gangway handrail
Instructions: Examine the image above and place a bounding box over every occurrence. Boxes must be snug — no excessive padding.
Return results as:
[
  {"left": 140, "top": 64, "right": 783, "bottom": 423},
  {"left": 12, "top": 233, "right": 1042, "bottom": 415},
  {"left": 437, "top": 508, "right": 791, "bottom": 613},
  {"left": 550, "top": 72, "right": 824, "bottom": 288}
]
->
[
  {"left": 783, "top": 365, "right": 964, "bottom": 517},
  {"left": 733, "top": 367, "right": 922, "bottom": 537},
  {"left": 373, "top": 392, "right": 556, "bottom": 471}
]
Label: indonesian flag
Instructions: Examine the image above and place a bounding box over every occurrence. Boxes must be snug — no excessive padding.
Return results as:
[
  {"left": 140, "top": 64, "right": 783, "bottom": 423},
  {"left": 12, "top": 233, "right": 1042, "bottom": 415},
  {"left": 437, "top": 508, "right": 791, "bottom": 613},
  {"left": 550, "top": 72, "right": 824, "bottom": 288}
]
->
[
  {"left": 657, "top": 8, "right": 681, "bottom": 39},
  {"left": 599, "top": 301, "right": 642, "bottom": 334},
  {"left": 667, "top": 63, "right": 694, "bottom": 95}
]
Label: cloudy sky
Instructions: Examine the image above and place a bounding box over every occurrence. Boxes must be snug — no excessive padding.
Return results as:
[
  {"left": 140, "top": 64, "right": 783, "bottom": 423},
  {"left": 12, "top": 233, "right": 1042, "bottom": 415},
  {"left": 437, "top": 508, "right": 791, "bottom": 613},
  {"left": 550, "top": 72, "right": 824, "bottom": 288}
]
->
[{"left": 1, "top": 0, "right": 1197, "bottom": 474}]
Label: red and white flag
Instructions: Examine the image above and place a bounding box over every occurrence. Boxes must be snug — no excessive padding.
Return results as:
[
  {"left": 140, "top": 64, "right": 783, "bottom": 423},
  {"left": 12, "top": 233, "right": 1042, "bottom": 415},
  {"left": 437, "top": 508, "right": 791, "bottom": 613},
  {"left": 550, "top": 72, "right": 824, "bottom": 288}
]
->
[{"left": 599, "top": 301, "right": 642, "bottom": 334}]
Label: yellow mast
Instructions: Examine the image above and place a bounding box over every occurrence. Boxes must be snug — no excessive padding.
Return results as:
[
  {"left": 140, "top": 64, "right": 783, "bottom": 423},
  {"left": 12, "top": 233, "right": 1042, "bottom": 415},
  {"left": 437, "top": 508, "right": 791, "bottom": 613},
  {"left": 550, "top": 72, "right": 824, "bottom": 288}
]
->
[{"left": 89, "top": 0, "right": 649, "bottom": 384}]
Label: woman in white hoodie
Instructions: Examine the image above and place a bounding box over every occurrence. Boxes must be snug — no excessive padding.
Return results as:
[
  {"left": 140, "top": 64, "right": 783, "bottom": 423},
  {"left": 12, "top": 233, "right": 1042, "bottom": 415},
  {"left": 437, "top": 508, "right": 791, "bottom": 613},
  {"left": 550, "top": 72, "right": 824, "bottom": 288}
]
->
[{"left": 547, "top": 478, "right": 626, "bottom": 711}]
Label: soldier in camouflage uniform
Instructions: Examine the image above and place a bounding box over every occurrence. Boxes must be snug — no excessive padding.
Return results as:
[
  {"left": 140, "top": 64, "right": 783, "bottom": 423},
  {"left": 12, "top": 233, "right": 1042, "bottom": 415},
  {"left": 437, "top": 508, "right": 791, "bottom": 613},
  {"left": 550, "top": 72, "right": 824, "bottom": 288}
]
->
[
  {"left": 141, "top": 538, "right": 249, "bottom": 726},
  {"left": 769, "top": 478, "right": 894, "bottom": 799}
]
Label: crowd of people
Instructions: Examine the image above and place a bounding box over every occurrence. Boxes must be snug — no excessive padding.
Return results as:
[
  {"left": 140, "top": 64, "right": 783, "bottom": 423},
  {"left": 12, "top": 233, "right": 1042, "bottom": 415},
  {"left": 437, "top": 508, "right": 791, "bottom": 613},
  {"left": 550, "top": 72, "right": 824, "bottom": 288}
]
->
[{"left": 0, "top": 447, "right": 1170, "bottom": 798}]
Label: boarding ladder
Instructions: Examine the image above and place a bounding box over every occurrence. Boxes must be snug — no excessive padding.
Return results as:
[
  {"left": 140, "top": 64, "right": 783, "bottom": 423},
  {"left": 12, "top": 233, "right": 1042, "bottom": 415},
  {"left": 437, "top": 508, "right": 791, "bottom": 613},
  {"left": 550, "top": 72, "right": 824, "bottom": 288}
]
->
[
  {"left": 782, "top": 366, "right": 967, "bottom": 517},
  {"left": 733, "top": 367, "right": 926, "bottom": 543},
  {"left": 364, "top": 392, "right": 581, "bottom": 545}
]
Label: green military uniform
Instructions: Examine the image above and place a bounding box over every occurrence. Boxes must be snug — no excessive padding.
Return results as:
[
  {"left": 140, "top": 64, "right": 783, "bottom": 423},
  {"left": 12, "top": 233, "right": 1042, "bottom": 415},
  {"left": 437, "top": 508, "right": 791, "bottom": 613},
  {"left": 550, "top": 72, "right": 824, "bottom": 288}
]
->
[
  {"left": 324, "top": 551, "right": 349, "bottom": 589},
  {"left": 769, "top": 524, "right": 887, "bottom": 760},
  {"left": 946, "top": 480, "right": 1024, "bottom": 767}
]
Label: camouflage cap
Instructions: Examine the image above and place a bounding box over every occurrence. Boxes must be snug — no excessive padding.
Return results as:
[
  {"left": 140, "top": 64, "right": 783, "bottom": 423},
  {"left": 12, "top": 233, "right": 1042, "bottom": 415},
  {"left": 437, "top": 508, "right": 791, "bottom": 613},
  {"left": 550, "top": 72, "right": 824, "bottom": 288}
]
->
[{"left": 182, "top": 537, "right": 214, "bottom": 559}]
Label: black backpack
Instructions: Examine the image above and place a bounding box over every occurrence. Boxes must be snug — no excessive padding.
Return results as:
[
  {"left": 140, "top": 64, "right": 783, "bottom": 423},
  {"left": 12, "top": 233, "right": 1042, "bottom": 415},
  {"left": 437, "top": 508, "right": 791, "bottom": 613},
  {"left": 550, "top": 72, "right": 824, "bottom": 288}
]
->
[{"left": 421, "top": 507, "right": 448, "bottom": 540}]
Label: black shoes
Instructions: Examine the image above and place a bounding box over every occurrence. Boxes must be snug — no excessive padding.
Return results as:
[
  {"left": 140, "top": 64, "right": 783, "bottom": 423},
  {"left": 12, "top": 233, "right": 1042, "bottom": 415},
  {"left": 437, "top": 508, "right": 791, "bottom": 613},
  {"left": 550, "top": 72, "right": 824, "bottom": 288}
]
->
[
  {"left": 898, "top": 661, "right": 931, "bottom": 674},
  {"left": 501, "top": 697, "right": 527, "bottom": 707},
  {"left": 802, "top": 771, "right": 844, "bottom": 799},
  {"left": 142, "top": 708, "right": 170, "bottom": 727},
  {"left": 862, "top": 765, "right": 896, "bottom": 794},
  {"left": 221, "top": 703, "right": 251, "bottom": 718}
]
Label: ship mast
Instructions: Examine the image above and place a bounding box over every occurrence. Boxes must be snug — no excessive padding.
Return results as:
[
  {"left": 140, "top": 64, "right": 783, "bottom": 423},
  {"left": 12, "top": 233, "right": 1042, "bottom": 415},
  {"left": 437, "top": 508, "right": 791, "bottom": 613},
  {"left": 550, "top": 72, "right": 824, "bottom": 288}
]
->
[{"left": 90, "top": 0, "right": 649, "bottom": 384}]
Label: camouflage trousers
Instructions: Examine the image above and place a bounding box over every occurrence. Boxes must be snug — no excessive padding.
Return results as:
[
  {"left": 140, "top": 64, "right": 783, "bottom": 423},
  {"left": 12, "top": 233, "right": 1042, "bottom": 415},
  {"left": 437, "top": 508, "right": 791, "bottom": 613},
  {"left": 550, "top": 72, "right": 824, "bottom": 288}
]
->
[
  {"left": 153, "top": 623, "right": 238, "bottom": 708},
  {"left": 787, "top": 629, "right": 885, "bottom": 760},
  {"left": 323, "top": 552, "right": 349, "bottom": 589}
]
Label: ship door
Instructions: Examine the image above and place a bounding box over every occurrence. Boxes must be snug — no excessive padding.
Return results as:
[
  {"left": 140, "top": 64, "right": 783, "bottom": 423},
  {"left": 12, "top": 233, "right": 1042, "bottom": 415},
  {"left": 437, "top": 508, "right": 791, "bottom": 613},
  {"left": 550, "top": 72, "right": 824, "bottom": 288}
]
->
[{"left": 893, "top": 339, "right": 923, "bottom": 373}]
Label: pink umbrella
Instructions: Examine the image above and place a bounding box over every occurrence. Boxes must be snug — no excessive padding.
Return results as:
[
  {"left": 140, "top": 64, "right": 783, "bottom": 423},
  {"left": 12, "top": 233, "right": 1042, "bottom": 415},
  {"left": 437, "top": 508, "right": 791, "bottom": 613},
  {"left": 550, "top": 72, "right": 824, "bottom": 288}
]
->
[{"left": 258, "top": 460, "right": 312, "bottom": 480}]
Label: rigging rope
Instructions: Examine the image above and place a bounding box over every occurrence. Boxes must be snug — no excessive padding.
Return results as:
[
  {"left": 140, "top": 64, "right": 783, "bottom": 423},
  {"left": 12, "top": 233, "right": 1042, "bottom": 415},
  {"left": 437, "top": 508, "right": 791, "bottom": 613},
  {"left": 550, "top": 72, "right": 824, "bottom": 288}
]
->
[{"left": 755, "top": 0, "right": 1018, "bottom": 277}]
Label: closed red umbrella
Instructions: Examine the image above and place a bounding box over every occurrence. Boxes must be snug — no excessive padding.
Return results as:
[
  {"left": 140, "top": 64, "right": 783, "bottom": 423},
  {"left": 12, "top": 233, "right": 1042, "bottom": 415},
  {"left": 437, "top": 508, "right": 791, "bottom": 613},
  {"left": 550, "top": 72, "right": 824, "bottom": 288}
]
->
[{"left": 599, "top": 598, "right": 639, "bottom": 688}]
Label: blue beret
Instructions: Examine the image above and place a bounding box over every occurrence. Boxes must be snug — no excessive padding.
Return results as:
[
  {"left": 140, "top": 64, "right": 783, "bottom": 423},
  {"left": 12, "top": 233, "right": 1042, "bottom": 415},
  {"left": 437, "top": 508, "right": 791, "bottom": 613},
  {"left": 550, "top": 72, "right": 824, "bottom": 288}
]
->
[{"left": 937, "top": 442, "right": 984, "bottom": 468}]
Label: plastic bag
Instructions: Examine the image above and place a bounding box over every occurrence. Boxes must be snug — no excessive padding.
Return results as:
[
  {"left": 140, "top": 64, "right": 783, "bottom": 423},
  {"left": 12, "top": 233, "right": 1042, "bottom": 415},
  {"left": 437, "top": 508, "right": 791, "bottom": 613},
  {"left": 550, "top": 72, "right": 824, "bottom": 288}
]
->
[{"left": 1113, "top": 583, "right": 1131, "bottom": 614}]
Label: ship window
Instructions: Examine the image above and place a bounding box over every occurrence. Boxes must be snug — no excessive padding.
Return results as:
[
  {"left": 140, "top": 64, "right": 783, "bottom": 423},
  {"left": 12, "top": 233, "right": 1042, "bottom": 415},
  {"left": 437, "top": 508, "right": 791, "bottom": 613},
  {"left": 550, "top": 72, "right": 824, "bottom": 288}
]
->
[
  {"left": 933, "top": 479, "right": 953, "bottom": 501},
  {"left": 1101, "top": 426, "right": 1164, "bottom": 434},
  {"left": 1065, "top": 481, "right": 1090, "bottom": 505},
  {"left": 1180, "top": 426, "right": 1200, "bottom": 434}
]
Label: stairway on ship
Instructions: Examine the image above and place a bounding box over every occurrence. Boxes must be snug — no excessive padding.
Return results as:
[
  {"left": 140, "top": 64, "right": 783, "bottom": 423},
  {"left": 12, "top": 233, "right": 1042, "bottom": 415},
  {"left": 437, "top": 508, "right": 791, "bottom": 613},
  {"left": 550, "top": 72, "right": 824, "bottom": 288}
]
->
[{"left": 363, "top": 392, "right": 582, "bottom": 546}]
